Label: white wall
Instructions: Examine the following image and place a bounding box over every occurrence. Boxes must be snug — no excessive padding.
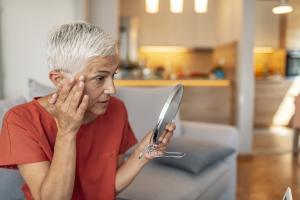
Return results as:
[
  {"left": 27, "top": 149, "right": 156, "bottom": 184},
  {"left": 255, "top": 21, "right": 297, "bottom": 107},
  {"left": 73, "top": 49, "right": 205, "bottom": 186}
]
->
[
  {"left": 0, "top": 0, "right": 82, "bottom": 99},
  {"left": 236, "top": 0, "right": 255, "bottom": 154},
  {"left": 90, "top": 0, "right": 119, "bottom": 40},
  {"left": 216, "top": 0, "right": 255, "bottom": 154}
]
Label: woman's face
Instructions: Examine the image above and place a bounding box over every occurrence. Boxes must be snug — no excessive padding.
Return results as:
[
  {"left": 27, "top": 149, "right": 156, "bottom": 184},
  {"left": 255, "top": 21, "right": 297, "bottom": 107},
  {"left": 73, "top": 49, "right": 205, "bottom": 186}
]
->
[{"left": 75, "top": 55, "right": 118, "bottom": 117}]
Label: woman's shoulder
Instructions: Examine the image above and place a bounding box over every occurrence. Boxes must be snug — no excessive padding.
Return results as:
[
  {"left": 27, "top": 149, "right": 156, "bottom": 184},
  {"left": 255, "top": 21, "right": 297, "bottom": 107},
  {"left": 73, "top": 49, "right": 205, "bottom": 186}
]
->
[{"left": 3, "top": 100, "right": 43, "bottom": 124}]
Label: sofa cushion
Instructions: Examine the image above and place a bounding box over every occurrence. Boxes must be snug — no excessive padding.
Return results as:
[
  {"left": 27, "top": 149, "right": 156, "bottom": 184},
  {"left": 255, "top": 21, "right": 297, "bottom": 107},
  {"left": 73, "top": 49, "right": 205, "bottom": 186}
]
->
[
  {"left": 115, "top": 86, "right": 182, "bottom": 142},
  {"left": 0, "top": 97, "right": 26, "bottom": 128},
  {"left": 28, "top": 79, "right": 55, "bottom": 100},
  {"left": 0, "top": 168, "right": 24, "bottom": 200},
  {"left": 155, "top": 137, "right": 235, "bottom": 174},
  {"left": 118, "top": 160, "right": 229, "bottom": 200}
]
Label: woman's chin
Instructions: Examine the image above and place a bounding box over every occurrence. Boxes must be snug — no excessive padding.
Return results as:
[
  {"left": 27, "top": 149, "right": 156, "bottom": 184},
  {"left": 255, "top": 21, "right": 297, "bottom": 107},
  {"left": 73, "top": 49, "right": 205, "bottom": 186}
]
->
[{"left": 88, "top": 106, "right": 107, "bottom": 116}]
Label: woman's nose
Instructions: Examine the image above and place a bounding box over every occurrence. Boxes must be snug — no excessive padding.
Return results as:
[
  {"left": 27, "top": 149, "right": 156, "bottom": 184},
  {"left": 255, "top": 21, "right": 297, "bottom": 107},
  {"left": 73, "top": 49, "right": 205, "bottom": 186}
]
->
[{"left": 104, "top": 80, "right": 116, "bottom": 95}]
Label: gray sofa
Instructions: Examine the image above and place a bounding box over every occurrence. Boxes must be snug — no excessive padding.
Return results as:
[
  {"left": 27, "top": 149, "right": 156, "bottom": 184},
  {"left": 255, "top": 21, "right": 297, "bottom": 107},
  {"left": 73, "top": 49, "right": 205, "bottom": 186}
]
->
[
  {"left": 116, "top": 87, "right": 239, "bottom": 200},
  {"left": 0, "top": 82, "right": 239, "bottom": 200}
]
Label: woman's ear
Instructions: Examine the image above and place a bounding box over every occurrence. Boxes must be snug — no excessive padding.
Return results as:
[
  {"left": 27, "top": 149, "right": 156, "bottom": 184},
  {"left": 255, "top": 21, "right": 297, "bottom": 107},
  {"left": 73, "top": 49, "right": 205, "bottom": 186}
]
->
[{"left": 49, "top": 71, "right": 64, "bottom": 89}]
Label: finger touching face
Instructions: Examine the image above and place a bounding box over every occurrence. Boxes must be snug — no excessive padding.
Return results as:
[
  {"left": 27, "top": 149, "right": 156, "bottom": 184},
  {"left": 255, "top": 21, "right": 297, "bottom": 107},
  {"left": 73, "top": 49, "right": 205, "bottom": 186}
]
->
[
  {"left": 76, "top": 55, "right": 119, "bottom": 116},
  {"left": 49, "top": 55, "right": 118, "bottom": 118}
]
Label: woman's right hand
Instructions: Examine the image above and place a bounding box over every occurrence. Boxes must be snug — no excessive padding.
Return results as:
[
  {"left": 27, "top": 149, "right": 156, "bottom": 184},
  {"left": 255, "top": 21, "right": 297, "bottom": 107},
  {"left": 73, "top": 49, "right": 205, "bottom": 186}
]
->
[{"left": 48, "top": 75, "right": 89, "bottom": 136}]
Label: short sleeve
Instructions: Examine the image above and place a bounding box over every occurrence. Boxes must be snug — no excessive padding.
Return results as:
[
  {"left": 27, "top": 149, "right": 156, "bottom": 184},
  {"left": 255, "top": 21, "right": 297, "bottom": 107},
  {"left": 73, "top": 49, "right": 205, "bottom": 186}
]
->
[
  {"left": 0, "top": 111, "right": 48, "bottom": 168},
  {"left": 118, "top": 108, "right": 138, "bottom": 155}
]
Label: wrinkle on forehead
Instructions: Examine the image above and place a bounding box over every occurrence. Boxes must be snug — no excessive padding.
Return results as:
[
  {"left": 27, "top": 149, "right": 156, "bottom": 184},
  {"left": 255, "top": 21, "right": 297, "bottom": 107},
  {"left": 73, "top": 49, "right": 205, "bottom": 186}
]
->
[{"left": 82, "top": 55, "right": 118, "bottom": 74}]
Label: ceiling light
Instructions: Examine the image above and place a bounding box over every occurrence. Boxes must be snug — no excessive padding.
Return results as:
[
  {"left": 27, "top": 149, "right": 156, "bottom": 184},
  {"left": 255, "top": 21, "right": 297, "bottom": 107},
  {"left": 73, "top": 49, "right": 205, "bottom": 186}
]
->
[
  {"left": 195, "top": 0, "right": 208, "bottom": 13},
  {"left": 146, "top": 0, "right": 159, "bottom": 13},
  {"left": 272, "top": 0, "right": 293, "bottom": 14},
  {"left": 170, "top": 0, "right": 183, "bottom": 13}
]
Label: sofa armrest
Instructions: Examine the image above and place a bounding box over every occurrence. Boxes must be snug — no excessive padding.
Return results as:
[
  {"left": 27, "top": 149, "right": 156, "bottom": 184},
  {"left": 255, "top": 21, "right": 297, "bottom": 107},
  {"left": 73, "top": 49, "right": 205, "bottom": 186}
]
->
[{"left": 181, "top": 121, "right": 240, "bottom": 152}]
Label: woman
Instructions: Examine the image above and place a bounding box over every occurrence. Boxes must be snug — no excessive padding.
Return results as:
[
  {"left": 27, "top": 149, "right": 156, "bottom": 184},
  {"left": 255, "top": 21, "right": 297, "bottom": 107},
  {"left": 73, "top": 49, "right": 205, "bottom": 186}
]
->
[{"left": 0, "top": 22, "right": 175, "bottom": 200}]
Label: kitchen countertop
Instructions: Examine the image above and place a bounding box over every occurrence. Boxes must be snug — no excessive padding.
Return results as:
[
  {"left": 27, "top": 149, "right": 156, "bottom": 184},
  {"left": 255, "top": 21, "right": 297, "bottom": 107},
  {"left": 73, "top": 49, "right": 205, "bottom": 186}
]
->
[
  {"left": 114, "top": 79, "right": 231, "bottom": 87},
  {"left": 256, "top": 77, "right": 300, "bottom": 83}
]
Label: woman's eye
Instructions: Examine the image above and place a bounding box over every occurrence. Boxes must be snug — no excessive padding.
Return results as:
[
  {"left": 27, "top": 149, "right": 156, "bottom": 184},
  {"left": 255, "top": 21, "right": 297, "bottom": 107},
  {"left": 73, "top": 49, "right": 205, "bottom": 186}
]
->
[
  {"left": 95, "top": 76, "right": 105, "bottom": 82},
  {"left": 93, "top": 72, "right": 117, "bottom": 83}
]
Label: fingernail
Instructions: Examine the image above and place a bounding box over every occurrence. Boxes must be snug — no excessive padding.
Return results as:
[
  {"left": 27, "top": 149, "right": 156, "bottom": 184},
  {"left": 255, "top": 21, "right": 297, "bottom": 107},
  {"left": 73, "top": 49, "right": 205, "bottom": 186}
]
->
[
  {"left": 52, "top": 93, "right": 57, "bottom": 98},
  {"left": 79, "top": 81, "right": 84, "bottom": 88},
  {"left": 79, "top": 75, "right": 84, "bottom": 80},
  {"left": 70, "top": 77, "right": 74, "bottom": 82},
  {"left": 49, "top": 93, "right": 57, "bottom": 104}
]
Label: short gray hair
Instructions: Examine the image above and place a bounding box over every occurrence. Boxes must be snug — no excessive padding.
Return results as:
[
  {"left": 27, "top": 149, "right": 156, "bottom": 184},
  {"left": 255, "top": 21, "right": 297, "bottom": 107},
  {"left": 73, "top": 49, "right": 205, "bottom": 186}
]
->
[{"left": 47, "top": 22, "right": 116, "bottom": 74}]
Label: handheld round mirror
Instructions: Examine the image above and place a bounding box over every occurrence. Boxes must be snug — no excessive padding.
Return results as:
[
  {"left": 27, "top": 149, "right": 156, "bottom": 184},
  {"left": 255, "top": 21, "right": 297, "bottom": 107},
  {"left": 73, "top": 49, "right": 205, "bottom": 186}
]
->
[{"left": 152, "top": 84, "right": 184, "bottom": 144}]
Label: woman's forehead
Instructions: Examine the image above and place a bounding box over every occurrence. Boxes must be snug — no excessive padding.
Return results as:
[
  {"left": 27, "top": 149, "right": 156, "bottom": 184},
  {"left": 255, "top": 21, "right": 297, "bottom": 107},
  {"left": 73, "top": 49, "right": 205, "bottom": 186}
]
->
[{"left": 84, "top": 55, "right": 118, "bottom": 74}]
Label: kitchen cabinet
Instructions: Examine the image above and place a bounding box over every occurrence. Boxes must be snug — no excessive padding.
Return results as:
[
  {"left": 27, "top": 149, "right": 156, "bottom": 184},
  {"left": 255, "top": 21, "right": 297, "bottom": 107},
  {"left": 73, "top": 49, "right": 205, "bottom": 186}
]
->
[
  {"left": 254, "top": 79, "right": 300, "bottom": 127},
  {"left": 120, "top": 0, "right": 218, "bottom": 48},
  {"left": 287, "top": 0, "right": 300, "bottom": 49},
  {"left": 121, "top": 0, "right": 285, "bottom": 48},
  {"left": 115, "top": 80, "right": 233, "bottom": 124},
  {"left": 255, "top": 1, "right": 280, "bottom": 48},
  {"left": 254, "top": 0, "right": 300, "bottom": 49}
]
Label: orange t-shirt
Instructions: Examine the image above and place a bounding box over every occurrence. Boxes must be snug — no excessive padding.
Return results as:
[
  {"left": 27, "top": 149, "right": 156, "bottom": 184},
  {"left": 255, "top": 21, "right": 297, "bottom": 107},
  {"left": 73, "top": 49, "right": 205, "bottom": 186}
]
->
[{"left": 0, "top": 96, "right": 137, "bottom": 200}]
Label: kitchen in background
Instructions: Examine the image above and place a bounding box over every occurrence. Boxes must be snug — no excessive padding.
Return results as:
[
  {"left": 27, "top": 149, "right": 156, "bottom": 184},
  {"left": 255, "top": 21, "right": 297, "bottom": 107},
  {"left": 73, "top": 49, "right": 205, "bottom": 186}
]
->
[
  {"left": 116, "top": 0, "right": 300, "bottom": 129},
  {"left": 254, "top": 0, "right": 300, "bottom": 129},
  {"left": 118, "top": 0, "right": 234, "bottom": 81},
  {"left": 117, "top": 0, "right": 238, "bottom": 125}
]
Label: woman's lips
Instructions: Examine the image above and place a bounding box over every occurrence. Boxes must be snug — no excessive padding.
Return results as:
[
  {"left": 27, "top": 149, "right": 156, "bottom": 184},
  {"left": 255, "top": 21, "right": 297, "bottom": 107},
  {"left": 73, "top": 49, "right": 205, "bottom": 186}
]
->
[{"left": 97, "top": 100, "right": 109, "bottom": 105}]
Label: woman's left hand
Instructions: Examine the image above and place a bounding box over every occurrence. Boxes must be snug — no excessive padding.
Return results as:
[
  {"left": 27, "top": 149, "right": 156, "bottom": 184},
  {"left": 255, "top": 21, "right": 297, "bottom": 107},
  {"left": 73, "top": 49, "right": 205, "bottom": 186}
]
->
[{"left": 135, "top": 122, "right": 176, "bottom": 161}]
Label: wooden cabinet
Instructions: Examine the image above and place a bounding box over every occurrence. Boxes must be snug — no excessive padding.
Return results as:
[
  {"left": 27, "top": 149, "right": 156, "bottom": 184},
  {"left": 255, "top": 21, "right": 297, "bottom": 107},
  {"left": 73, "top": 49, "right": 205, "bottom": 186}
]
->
[
  {"left": 115, "top": 80, "right": 233, "bottom": 124},
  {"left": 254, "top": 1, "right": 300, "bottom": 49},
  {"left": 255, "top": 1, "right": 280, "bottom": 48},
  {"left": 287, "top": 0, "right": 300, "bottom": 49},
  {"left": 254, "top": 79, "right": 300, "bottom": 127},
  {"left": 120, "top": 0, "right": 218, "bottom": 48},
  {"left": 180, "top": 86, "right": 232, "bottom": 124}
]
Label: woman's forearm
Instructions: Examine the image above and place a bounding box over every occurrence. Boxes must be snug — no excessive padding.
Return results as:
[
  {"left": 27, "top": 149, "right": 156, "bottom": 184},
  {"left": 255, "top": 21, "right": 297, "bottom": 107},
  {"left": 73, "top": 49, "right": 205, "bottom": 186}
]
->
[
  {"left": 40, "top": 131, "right": 77, "bottom": 200},
  {"left": 115, "top": 150, "right": 149, "bottom": 193}
]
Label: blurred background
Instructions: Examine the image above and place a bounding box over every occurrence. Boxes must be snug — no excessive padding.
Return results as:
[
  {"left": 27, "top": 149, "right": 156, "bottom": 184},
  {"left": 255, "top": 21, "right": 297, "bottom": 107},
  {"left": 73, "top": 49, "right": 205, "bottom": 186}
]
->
[
  {"left": 1, "top": 0, "right": 300, "bottom": 199},
  {"left": 0, "top": 0, "right": 300, "bottom": 152},
  {"left": 1, "top": 0, "right": 300, "bottom": 152}
]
